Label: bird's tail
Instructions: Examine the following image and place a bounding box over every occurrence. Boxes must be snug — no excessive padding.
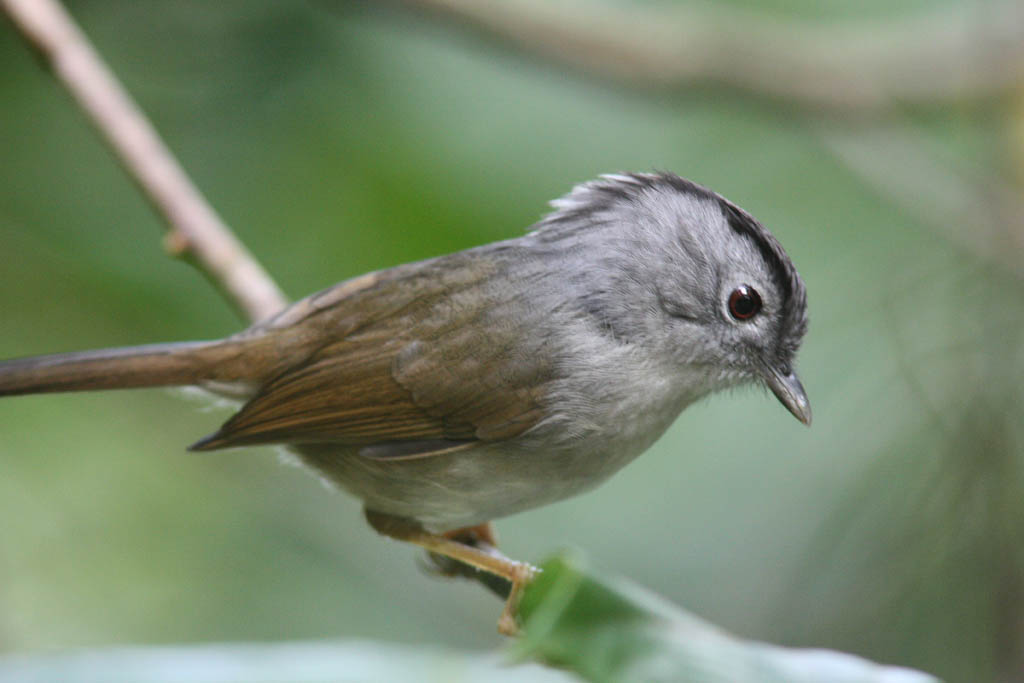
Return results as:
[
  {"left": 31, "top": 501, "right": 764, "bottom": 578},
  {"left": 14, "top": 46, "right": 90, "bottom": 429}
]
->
[{"left": 0, "top": 340, "right": 254, "bottom": 396}]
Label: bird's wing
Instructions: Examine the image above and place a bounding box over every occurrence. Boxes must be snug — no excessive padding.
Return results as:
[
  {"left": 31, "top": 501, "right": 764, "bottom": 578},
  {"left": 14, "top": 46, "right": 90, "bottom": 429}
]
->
[{"left": 189, "top": 255, "right": 554, "bottom": 458}]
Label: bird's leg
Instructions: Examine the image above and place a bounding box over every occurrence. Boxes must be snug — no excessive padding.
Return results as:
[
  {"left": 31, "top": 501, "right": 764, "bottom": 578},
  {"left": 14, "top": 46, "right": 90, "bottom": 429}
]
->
[
  {"left": 437, "top": 523, "right": 503, "bottom": 579},
  {"left": 364, "top": 510, "right": 538, "bottom": 635},
  {"left": 434, "top": 523, "right": 517, "bottom": 600},
  {"left": 445, "top": 522, "right": 498, "bottom": 548}
]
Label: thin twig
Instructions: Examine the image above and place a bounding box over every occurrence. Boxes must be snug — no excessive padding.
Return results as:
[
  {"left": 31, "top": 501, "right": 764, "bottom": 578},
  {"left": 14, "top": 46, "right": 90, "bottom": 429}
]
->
[
  {"left": 396, "top": 0, "right": 1024, "bottom": 113},
  {"left": 1, "top": 0, "right": 515, "bottom": 604},
  {"left": 1, "top": 0, "right": 287, "bottom": 323}
]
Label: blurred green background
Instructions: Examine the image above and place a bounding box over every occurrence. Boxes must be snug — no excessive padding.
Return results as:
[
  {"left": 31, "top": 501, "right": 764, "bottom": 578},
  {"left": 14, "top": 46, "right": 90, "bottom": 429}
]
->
[{"left": 1, "top": 1, "right": 1021, "bottom": 681}]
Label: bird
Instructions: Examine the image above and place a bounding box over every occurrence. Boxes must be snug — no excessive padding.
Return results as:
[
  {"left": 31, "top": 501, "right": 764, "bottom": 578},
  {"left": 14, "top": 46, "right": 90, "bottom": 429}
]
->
[{"left": 0, "top": 172, "right": 809, "bottom": 633}]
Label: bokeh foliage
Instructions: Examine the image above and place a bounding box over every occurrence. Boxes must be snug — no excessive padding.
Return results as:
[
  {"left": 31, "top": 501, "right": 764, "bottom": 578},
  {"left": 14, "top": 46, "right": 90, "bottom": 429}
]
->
[{"left": 0, "top": 1, "right": 1021, "bottom": 681}]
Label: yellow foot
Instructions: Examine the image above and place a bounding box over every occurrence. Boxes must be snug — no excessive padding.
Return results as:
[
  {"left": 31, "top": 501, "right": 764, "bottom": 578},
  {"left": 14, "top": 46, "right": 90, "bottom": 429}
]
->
[
  {"left": 497, "top": 561, "right": 539, "bottom": 636},
  {"left": 365, "top": 510, "right": 539, "bottom": 635}
]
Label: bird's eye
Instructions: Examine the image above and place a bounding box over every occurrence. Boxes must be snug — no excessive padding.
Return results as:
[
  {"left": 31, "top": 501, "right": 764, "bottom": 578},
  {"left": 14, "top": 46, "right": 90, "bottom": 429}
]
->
[{"left": 728, "top": 285, "right": 762, "bottom": 321}]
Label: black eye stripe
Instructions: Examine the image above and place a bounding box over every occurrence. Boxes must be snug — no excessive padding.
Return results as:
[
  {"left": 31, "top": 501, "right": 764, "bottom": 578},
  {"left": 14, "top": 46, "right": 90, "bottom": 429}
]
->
[{"left": 728, "top": 285, "right": 762, "bottom": 321}]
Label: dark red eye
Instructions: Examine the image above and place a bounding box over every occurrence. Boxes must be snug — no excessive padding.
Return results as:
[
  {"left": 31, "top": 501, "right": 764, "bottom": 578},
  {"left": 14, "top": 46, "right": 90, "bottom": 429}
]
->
[{"left": 728, "top": 285, "right": 762, "bottom": 320}]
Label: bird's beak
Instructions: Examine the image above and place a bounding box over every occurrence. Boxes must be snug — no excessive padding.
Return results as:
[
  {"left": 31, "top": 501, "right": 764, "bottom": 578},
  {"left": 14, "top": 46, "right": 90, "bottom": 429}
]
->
[{"left": 763, "top": 365, "right": 812, "bottom": 426}]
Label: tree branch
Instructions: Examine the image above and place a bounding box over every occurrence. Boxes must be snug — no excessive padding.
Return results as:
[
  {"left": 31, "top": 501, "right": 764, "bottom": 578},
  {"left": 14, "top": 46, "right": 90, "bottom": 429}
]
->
[
  {"left": 1, "top": 0, "right": 514, "bottom": 605},
  {"left": 1, "top": 0, "right": 287, "bottom": 323},
  {"left": 396, "top": 0, "right": 1024, "bottom": 113}
]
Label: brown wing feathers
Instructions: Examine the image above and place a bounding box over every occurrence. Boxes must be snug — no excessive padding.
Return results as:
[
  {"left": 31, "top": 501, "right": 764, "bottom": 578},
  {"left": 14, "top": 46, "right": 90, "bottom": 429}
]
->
[
  {"left": 190, "top": 257, "right": 552, "bottom": 455},
  {"left": 190, "top": 342, "right": 475, "bottom": 450}
]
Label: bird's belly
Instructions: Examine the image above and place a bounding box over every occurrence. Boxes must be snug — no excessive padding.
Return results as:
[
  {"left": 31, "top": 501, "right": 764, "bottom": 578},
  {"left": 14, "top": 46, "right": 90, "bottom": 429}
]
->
[{"left": 292, "top": 394, "right": 689, "bottom": 531}]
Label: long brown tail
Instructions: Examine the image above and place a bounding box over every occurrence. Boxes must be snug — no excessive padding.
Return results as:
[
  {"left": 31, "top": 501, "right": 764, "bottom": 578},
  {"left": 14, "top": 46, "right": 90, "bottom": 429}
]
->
[{"left": 0, "top": 340, "right": 247, "bottom": 396}]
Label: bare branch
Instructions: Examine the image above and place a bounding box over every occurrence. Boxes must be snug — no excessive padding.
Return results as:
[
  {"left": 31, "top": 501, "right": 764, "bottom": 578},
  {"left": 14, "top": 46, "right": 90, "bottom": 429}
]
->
[
  {"left": 0, "top": 1, "right": 517, "bottom": 603},
  {"left": 398, "top": 0, "right": 1024, "bottom": 113},
  {"left": 1, "top": 0, "right": 287, "bottom": 323}
]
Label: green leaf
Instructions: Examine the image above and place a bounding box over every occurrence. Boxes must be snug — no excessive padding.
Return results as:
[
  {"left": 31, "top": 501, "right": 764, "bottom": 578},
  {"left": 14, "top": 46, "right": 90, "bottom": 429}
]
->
[{"left": 515, "top": 553, "right": 940, "bottom": 683}]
